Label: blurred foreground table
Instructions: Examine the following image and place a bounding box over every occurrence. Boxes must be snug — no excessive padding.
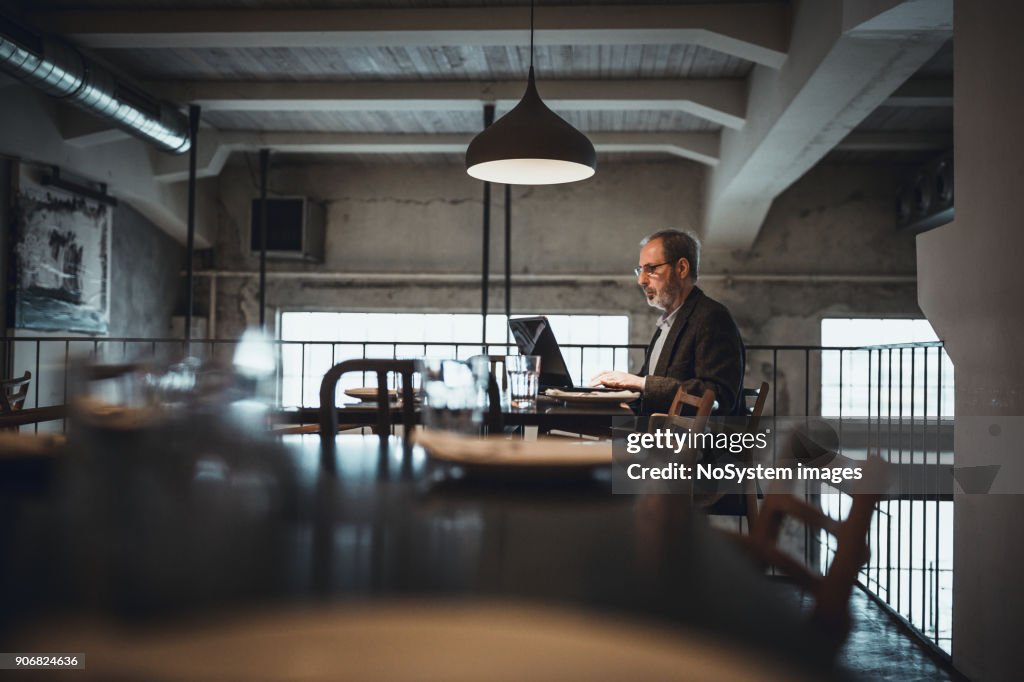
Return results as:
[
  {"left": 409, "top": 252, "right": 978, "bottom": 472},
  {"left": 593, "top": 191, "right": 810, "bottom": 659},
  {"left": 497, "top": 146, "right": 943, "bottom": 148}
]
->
[{"left": 1, "top": 433, "right": 842, "bottom": 679}]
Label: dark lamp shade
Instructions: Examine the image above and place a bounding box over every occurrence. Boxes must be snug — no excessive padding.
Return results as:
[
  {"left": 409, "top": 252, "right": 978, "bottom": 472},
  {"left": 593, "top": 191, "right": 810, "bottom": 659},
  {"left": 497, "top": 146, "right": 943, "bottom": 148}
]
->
[{"left": 466, "top": 68, "right": 597, "bottom": 185}]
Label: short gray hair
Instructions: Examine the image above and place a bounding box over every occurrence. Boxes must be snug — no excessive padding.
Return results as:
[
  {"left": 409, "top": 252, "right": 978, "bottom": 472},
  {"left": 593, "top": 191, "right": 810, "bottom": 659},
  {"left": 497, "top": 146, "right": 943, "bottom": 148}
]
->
[{"left": 640, "top": 229, "right": 700, "bottom": 282}]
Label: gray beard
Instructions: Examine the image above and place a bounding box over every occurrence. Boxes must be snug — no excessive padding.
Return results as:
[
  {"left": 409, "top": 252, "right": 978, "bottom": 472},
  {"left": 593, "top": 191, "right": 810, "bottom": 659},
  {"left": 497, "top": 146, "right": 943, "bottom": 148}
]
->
[{"left": 644, "top": 275, "right": 683, "bottom": 311}]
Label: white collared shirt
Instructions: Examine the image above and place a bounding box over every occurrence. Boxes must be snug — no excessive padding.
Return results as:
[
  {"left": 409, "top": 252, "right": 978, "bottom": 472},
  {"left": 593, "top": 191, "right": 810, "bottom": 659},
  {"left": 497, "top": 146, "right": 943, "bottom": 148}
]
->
[{"left": 643, "top": 304, "right": 681, "bottom": 388}]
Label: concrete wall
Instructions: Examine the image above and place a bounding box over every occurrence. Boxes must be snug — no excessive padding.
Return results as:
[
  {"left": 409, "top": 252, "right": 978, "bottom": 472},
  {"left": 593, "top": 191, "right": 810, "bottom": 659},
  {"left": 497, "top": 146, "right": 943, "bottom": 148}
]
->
[
  {"left": 211, "top": 158, "right": 703, "bottom": 341},
  {"left": 210, "top": 157, "right": 920, "bottom": 414},
  {"left": 916, "top": 0, "right": 1024, "bottom": 678},
  {"left": 108, "top": 202, "right": 185, "bottom": 338},
  {"left": 1, "top": 165, "right": 183, "bottom": 418},
  {"left": 212, "top": 157, "right": 701, "bottom": 275}
]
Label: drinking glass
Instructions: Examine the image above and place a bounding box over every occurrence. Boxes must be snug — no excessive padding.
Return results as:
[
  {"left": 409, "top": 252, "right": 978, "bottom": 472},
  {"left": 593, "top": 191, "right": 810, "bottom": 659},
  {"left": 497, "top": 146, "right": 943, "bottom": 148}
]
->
[
  {"left": 418, "top": 357, "right": 489, "bottom": 434},
  {"left": 506, "top": 355, "right": 541, "bottom": 408}
]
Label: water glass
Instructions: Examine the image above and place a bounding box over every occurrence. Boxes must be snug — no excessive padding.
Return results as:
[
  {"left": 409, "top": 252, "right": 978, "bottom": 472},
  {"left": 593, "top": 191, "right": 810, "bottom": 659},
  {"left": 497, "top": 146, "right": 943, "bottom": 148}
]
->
[
  {"left": 506, "top": 355, "right": 541, "bottom": 408},
  {"left": 418, "top": 357, "right": 489, "bottom": 434}
]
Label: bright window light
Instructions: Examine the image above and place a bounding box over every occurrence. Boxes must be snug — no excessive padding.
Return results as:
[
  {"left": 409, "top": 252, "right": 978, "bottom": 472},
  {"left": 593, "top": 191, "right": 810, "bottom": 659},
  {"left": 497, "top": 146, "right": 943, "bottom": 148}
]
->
[
  {"left": 820, "top": 317, "right": 953, "bottom": 419},
  {"left": 279, "top": 312, "right": 629, "bottom": 408}
]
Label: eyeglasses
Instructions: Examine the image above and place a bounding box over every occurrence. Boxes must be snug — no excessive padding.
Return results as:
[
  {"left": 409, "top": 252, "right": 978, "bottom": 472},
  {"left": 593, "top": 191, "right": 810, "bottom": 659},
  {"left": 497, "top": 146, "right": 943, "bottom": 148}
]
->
[{"left": 634, "top": 261, "right": 672, "bottom": 278}]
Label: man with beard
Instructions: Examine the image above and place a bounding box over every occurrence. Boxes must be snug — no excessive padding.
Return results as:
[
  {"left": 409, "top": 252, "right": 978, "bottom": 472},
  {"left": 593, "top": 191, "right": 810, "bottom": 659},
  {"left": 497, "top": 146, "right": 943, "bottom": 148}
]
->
[{"left": 591, "top": 229, "right": 745, "bottom": 416}]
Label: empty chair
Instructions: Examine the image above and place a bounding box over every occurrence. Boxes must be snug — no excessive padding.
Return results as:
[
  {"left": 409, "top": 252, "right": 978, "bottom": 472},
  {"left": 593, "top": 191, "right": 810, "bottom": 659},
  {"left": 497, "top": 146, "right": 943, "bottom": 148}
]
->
[
  {"left": 319, "top": 359, "right": 417, "bottom": 470},
  {"left": 703, "top": 382, "right": 770, "bottom": 530},
  {"left": 1, "top": 371, "right": 32, "bottom": 431},
  {"left": 1, "top": 370, "right": 32, "bottom": 414},
  {"left": 487, "top": 355, "right": 508, "bottom": 392},
  {"left": 734, "top": 477, "right": 881, "bottom": 651},
  {"left": 477, "top": 356, "right": 505, "bottom": 434}
]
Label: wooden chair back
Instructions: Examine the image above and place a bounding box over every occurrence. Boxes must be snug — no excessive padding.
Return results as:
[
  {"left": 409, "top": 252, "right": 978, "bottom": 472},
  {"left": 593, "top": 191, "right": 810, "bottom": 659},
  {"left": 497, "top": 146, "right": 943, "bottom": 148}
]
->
[
  {"left": 701, "top": 382, "right": 770, "bottom": 529},
  {"left": 642, "top": 388, "right": 716, "bottom": 467},
  {"left": 487, "top": 355, "right": 508, "bottom": 392},
  {"left": 468, "top": 355, "right": 504, "bottom": 435},
  {"left": 664, "top": 387, "right": 716, "bottom": 433},
  {"left": 319, "top": 359, "right": 418, "bottom": 470},
  {"left": 1, "top": 371, "right": 32, "bottom": 414},
  {"left": 737, "top": 483, "right": 881, "bottom": 648}
]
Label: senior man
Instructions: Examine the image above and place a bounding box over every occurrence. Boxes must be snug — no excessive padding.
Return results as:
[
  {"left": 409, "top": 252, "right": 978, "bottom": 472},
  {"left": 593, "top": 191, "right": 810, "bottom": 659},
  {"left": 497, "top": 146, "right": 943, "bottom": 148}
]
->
[{"left": 592, "top": 229, "right": 746, "bottom": 416}]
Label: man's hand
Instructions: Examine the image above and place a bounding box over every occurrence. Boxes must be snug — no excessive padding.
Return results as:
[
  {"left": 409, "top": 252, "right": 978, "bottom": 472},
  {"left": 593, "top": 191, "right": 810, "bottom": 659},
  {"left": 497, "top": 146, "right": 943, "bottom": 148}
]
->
[{"left": 590, "top": 371, "right": 645, "bottom": 391}]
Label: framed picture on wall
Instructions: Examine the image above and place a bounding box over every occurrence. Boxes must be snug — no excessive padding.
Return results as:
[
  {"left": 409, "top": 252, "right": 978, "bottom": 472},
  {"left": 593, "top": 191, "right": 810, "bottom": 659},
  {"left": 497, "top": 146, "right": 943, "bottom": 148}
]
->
[{"left": 12, "top": 178, "right": 111, "bottom": 335}]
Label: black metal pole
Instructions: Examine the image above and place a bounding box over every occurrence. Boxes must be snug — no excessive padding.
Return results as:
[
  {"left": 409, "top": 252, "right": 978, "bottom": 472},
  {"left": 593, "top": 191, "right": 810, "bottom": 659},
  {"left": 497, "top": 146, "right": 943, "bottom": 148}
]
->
[
  {"left": 504, "top": 183, "right": 511, "bottom": 346},
  {"left": 184, "top": 104, "right": 200, "bottom": 351},
  {"left": 481, "top": 104, "right": 495, "bottom": 348},
  {"left": 258, "top": 149, "right": 270, "bottom": 329}
]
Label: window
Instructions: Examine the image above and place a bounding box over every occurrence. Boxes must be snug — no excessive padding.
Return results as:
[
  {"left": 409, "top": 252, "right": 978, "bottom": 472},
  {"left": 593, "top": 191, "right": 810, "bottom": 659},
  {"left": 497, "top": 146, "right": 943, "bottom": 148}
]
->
[
  {"left": 278, "top": 312, "right": 629, "bottom": 408},
  {"left": 820, "top": 318, "right": 953, "bottom": 418}
]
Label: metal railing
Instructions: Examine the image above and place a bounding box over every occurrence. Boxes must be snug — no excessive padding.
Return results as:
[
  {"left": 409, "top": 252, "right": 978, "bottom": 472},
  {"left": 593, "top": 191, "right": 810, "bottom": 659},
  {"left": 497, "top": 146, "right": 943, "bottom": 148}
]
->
[
  {"left": 817, "top": 341, "right": 953, "bottom": 658},
  {"left": 6, "top": 337, "right": 927, "bottom": 415},
  {"left": 1, "top": 336, "right": 643, "bottom": 423},
  {"left": 2, "top": 335, "right": 955, "bottom": 657}
]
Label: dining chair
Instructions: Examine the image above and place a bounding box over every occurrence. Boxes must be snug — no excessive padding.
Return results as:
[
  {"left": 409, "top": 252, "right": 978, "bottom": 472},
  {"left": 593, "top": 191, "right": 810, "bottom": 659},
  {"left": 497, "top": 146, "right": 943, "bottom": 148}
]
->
[
  {"left": 733, "top": 475, "right": 881, "bottom": 650},
  {"left": 663, "top": 386, "right": 716, "bottom": 429},
  {"left": 463, "top": 354, "right": 504, "bottom": 435},
  {"left": 1, "top": 371, "right": 32, "bottom": 431},
  {"left": 319, "top": 359, "right": 417, "bottom": 454},
  {"left": 1, "top": 371, "right": 32, "bottom": 413},
  {"left": 703, "top": 382, "right": 770, "bottom": 530},
  {"left": 486, "top": 355, "right": 508, "bottom": 392},
  {"left": 642, "top": 388, "right": 716, "bottom": 470}
]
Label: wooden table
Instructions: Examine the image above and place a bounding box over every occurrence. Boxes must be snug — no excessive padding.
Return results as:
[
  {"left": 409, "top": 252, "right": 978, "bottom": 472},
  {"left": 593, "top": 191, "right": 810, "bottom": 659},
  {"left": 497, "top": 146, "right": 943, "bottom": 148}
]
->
[
  {"left": 0, "top": 404, "right": 67, "bottom": 428},
  {"left": 0, "top": 433, "right": 841, "bottom": 677},
  {"left": 277, "top": 398, "right": 637, "bottom": 433}
]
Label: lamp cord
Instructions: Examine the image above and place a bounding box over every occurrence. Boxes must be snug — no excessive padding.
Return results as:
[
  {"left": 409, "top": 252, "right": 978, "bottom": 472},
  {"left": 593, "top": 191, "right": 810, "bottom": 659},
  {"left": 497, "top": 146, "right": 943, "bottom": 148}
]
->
[{"left": 529, "top": 0, "right": 534, "bottom": 70}]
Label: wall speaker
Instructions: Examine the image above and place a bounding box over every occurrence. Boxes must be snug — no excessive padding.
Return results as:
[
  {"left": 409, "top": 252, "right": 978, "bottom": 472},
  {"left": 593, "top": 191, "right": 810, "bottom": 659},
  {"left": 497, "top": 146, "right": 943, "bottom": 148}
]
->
[
  {"left": 249, "top": 196, "right": 325, "bottom": 262},
  {"left": 896, "top": 153, "right": 954, "bottom": 234}
]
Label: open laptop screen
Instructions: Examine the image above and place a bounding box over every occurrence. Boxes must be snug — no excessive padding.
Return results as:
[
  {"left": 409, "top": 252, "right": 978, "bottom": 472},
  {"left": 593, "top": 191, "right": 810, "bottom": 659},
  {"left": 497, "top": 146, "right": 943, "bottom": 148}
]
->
[{"left": 507, "top": 316, "right": 574, "bottom": 389}]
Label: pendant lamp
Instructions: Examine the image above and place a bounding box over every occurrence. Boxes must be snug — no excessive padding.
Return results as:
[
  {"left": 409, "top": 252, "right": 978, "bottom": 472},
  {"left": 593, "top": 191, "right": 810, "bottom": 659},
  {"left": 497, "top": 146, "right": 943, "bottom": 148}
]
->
[{"left": 465, "top": 1, "right": 596, "bottom": 185}]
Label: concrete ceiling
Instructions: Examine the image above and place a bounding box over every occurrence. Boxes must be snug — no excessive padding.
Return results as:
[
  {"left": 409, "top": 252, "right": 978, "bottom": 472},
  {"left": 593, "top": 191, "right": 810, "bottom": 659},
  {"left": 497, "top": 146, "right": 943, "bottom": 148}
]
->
[{"left": 4, "top": 0, "right": 953, "bottom": 250}]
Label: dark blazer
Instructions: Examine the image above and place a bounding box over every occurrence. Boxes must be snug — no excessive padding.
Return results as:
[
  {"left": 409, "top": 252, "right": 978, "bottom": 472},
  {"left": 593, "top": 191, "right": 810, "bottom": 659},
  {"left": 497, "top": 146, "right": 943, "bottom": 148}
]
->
[{"left": 639, "top": 286, "right": 746, "bottom": 416}]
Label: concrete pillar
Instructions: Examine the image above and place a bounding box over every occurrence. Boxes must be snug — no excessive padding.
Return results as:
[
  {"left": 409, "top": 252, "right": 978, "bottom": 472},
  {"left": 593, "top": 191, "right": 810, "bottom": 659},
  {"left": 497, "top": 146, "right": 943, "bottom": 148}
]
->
[
  {"left": 0, "top": 160, "right": 9, "bottom": 349},
  {"left": 916, "top": 0, "right": 1024, "bottom": 678}
]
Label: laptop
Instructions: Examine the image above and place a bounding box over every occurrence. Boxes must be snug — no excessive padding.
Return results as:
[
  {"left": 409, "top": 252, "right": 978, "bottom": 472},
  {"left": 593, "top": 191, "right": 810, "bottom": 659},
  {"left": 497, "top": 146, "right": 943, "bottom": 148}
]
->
[{"left": 507, "top": 316, "right": 618, "bottom": 392}]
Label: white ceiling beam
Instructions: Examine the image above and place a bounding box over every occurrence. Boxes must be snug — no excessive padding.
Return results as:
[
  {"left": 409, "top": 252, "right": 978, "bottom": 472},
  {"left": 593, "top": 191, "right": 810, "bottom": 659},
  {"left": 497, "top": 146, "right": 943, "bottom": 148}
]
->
[
  {"left": 151, "top": 130, "right": 720, "bottom": 183},
  {"left": 842, "top": 0, "right": 953, "bottom": 32},
  {"left": 702, "top": 0, "right": 952, "bottom": 250},
  {"left": 883, "top": 79, "right": 953, "bottom": 107},
  {"left": 834, "top": 131, "right": 951, "bottom": 151},
  {"left": 154, "top": 78, "right": 748, "bottom": 129},
  {"left": 593, "top": 132, "right": 720, "bottom": 166},
  {"left": 35, "top": 3, "right": 789, "bottom": 67}
]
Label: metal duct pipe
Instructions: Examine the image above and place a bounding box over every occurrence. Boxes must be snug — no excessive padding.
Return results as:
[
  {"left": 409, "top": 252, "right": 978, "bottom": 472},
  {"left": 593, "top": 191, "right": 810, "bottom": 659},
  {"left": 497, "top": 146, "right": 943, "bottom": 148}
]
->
[{"left": 0, "top": 17, "right": 190, "bottom": 154}]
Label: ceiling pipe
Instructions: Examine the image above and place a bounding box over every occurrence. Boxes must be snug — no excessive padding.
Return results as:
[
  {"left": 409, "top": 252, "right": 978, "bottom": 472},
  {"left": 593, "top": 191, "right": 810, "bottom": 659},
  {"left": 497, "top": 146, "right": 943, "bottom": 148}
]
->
[{"left": 0, "top": 15, "right": 190, "bottom": 154}]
